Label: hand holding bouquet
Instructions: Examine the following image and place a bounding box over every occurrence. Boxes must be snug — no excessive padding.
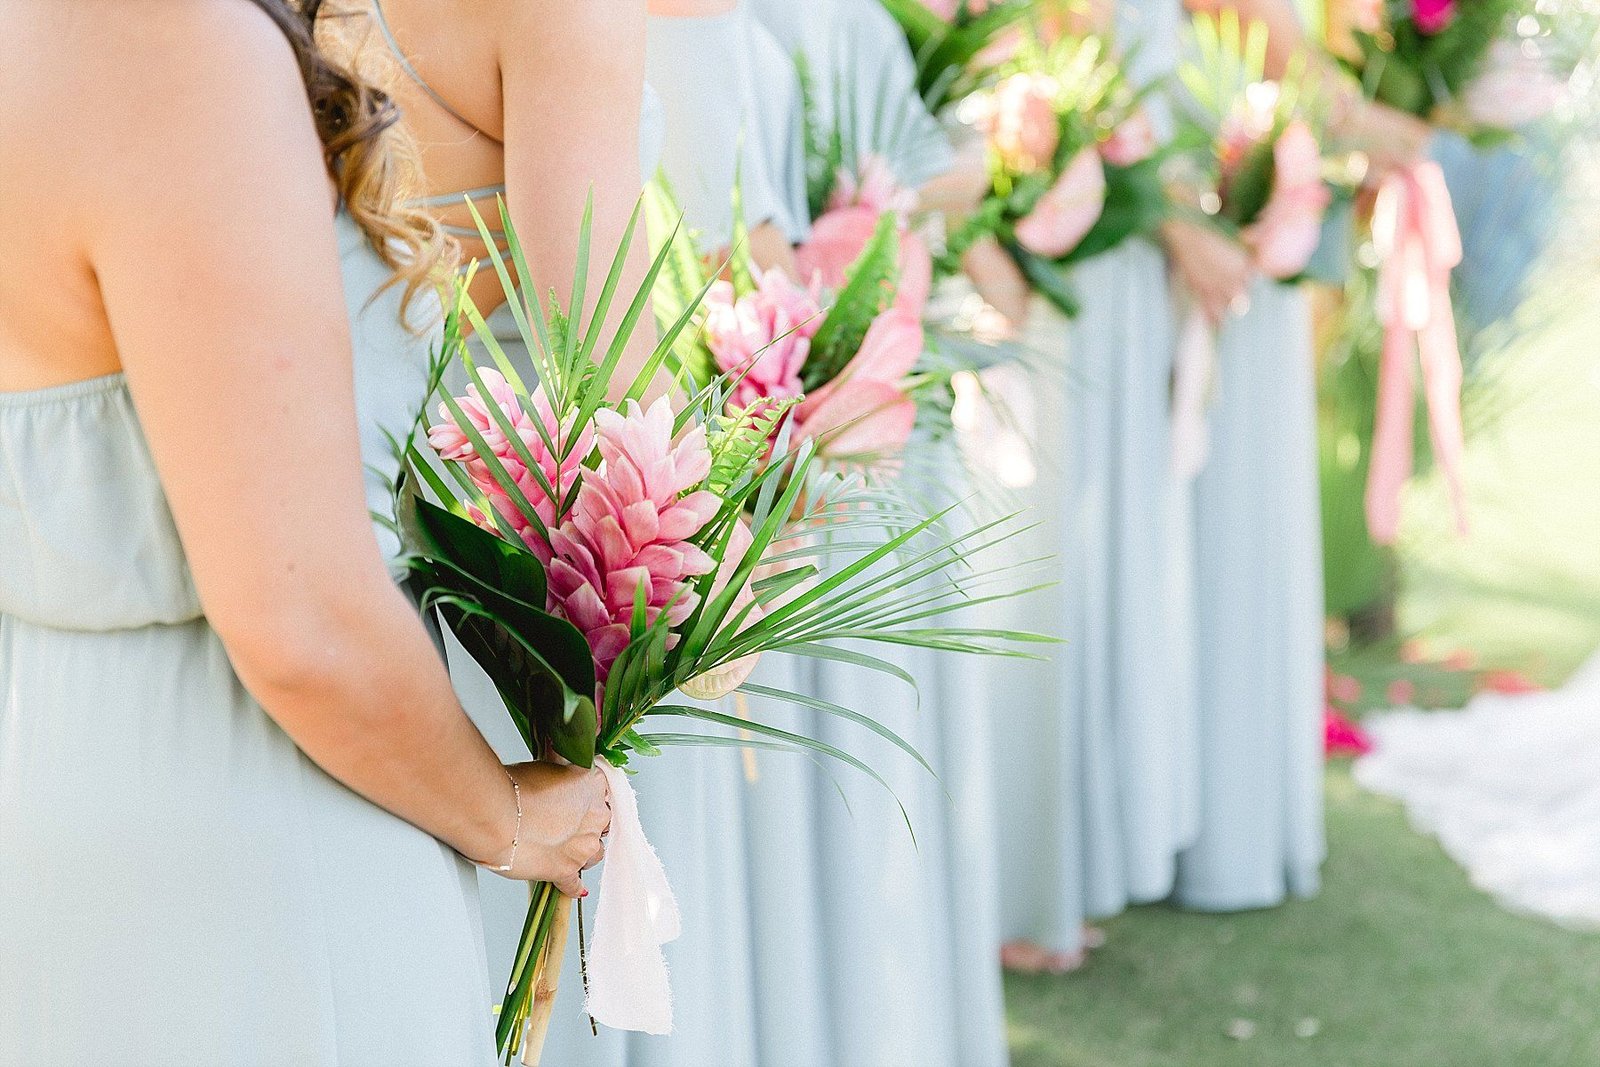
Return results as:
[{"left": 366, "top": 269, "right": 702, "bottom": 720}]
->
[{"left": 1175, "top": 12, "right": 1334, "bottom": 283}]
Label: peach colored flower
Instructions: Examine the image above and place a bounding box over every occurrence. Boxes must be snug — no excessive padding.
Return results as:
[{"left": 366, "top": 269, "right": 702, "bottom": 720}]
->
[
  {"left": 1241, "top": 121, "right": 1330, "bottom": 279},
  {"left": 1100, "top": 110, "right": 1157, "bottom": 167},
  {"left": 976, "top": 73, "right": 1062, "bottom": 175},
  {"left": 1014, "top": 146, "right": 1107, "bottom": 258},
  {"left": 793, "top": 309, "right": 924, "bottom": 458}
]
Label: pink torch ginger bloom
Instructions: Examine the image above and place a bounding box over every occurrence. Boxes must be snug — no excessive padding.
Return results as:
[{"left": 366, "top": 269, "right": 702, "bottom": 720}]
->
[
  {"left": 1241, "top": 120, "right": 1331, "bottom": 279},
  {"left": 703, "top": 271, "right": 823, "bottom": 415},
  {"left": 828, "top": 154, "right": 919, "bottom": 217},
  {"left": 427, "top": 370, "right": 593, "bottom": 562},
  {"left": 1411, "top": 0, "right": 1456, "bottom": 33},
  {"left": 793, "top": 308, "right": 924, "bottom": 459},
  {"left": 545, "top": 398, "right": 721, "bottom": 688},
  {"left": 1014, "top": 146, "right": 1107, "bottom": 258},
  {"left": 1100, "top": 110, "right": 1158, "bottom": 167},
  {"left": 976, "top": 73, "right": 1062, "bottom": 175}
]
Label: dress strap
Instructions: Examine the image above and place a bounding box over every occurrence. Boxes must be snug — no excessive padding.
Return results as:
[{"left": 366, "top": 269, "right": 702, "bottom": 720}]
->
[{"left": 370, "top": 0, "right": 482, "bottom": 134}]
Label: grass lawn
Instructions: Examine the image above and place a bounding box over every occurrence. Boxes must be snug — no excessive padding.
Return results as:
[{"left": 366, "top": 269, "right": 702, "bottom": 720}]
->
[{"left": 1006, "top": 247, "right": 1600, "bottom": 1065}]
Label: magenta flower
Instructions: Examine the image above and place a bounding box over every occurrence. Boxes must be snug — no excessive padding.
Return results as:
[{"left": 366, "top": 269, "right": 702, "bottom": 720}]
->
[
  {"left": 545, "top": 398, "right": 721, "bottom": 687},
  {"left": 1014, "top": 146, "right": 1107, "bottom": 258},
  {"left": 1241, "top": 120, "right": 1331, "bottom": 279},
  {"left": 793, "top": 308, "right": 924, "bottom": 459},
  {"left": 428, "top": 370, "right": 593, "bottom": 561},
  {"left": 703, "top": 271, "right": 823, "bottom": 415},
  {"left": 1411, "top": 0, "right": 1457, "bottom": 33},
  {"left": 1324, "top": 708, "right": 1374, "bottom": 757},
  {"left": 976, "top": 73, "right": 1062, "bottom": 175}
]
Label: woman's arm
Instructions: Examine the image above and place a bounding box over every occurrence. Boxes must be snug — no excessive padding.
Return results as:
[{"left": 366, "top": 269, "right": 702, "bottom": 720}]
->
[
  {"left": 499, "top": 0, "right": 662, "bottom": 401},
  {"left": 82, "top": 6, "right": 606, "bottom": 894}
]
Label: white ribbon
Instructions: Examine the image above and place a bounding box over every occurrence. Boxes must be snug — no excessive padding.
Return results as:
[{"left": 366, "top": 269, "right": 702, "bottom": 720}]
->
[
  {"left": 1169, "top": 297, "right": 1216, "bottom": 481},
  {"left": 585, "top": 759, "right": 680, "bottom": 1035}
]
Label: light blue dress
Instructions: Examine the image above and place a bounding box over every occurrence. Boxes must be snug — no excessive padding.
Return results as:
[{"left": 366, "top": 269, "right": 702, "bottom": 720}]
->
[
  {"left": 441, "top": 12, "right": 816, "bottom": 1065},
  {"left": 0, "top": 213, "right": 497, "bottom": 1066},
  {"left": 982, "top": 0, "right": 1201, "bottom": 957},
  {"left": 743, "top": 3, "right": 1009, "bottom": 1064},
  {"left": 1172, "top": 277, "right": 1326, "bottom": 911}
]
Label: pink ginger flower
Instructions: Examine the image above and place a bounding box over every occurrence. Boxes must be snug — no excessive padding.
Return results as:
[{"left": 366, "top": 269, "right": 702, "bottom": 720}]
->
[
  {"left": 1014, "top": 145, "right": 1107, "bottom": 258},
  {"left": 1241, "top": 120, "right": 1331, "bottom": 279},
  {"left": 828, "top": 154, "right": 919, "bottom": 217},
  {"left": 793, "top": 308, "right": 924, "bottom": 459},
  {"left": 1100, "top": 110, "right": 1158, "bottom": 167},
  {"left": 703, "top": 271, "right": 824, "bottom": 415},
  {"left": 428, "top": 370, "right": 593, "bottom": 562},
  {"left": 976, "top": 73, "right": 1062, "bottom": 175},
  {"left": 545, "top": 398, "right": 721, "bottom": 688},
  {"left": 1411, "top": 0, "right": 1456, "bottom": 33}
]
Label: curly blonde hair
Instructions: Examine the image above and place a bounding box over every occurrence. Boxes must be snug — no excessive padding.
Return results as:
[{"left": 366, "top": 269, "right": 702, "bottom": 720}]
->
[{"left": 250, "top": 0, "right": 456, "bottom": 318}]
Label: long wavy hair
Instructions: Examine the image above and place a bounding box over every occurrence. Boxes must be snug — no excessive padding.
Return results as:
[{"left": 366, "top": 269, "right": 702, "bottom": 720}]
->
[{"left": 248, "top": 0, "right": 453, "bottom": 315}]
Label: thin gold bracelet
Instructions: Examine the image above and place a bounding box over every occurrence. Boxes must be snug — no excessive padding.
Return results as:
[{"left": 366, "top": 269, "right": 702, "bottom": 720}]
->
[{"left": 482, "top": 769, "right": 522, "bottom": 874}]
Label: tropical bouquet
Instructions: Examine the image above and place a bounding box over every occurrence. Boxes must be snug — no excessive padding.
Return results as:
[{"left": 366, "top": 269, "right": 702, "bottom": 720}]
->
[
  {"left": 1335, "top": 0, "right": 1564, "bottom": 135},
  {"left": 1175, "top": 11, "right": 1335, "bottom": 284},
  {"left": 877, "top": 0, "right": 1033, "bottom": 114},
  {"left": 644, "top": 172, "right": 935, "bottom": 464},
  {"left": 938, "top": 26, "right": 1169, "bottom": 317},
  {"left": 393, "top": 198, "right": 1041, "bottom": 1062}
]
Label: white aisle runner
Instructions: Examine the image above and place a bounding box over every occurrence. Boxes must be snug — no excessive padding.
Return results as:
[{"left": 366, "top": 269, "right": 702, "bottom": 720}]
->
[{"left": 1355, "top": 653, "right": 1600, "bottom": 927}]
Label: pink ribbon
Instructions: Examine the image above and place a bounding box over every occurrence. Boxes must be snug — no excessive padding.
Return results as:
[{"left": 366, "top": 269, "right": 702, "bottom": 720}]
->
[{"left": 1365, "top": 161, "right": 1468, "bottom": 545}]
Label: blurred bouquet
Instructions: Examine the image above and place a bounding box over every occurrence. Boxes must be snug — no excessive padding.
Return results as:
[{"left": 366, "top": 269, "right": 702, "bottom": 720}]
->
[
  {"left": 646, "top": 173, "right": 932, "bottom": 463},
  {"left": 876, "top": 0, "right": 1032, "bottom": 113},
  {"left": 1176, "top": 11, "right": 1334, "bottom": 282},
  {"left": 398, "top": 199, "right": 1039, "bottom": 1061},
  {"left": 938, "top": 27, "right": 1169, "bottom": 316},
  {"left": 1337, "top": 0, "right": 1565, "bottom": 134}
]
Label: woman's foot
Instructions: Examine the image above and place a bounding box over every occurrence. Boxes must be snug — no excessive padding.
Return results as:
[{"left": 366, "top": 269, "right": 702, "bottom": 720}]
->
[{"left": 1000, "top": 937, "right": 1090, "bottom": 975}]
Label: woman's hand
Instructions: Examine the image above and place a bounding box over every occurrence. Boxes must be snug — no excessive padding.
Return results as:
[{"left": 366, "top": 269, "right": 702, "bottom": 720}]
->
[
  {"left": 489, "top": 762, "right": 612, "bottom": 896},
  {"left": 963, "top": 235, "right": 1033, "bottom": 333},
  {"left": 1160, "top": 218, "right": 1255, "bottom": 326},
  {"left": 1335, "top": 99, "right": 1432, "bottom": 181}
]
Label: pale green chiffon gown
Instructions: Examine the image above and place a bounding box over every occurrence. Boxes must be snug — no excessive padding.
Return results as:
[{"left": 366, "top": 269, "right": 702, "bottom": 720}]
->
[{"left": 0, "top": 213, "right": 497, "bottom": 1066}]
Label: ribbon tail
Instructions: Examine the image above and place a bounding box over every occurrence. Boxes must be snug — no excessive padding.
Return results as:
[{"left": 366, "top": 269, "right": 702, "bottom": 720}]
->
[
  {"left": 1170, "top": 299, "right": 1216, "bottom": 481},
  {"left": 1417, "top": 276, "right": 1469, "bottom": 536},
  {"left": 1365, "top": 316, "right": 1418, "bottom": 546},
  {"left": 584, "top": 760, "right": 680, "bottom": 1035}
]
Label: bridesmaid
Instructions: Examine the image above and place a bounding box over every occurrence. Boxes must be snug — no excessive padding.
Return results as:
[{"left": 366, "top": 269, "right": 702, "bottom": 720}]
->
[
  {"left": 1169, "top": 0, "right": 1431, "bottom": 911},
  {"left": 983, "top": 0, "right": 1209, "bottom": 974},
  {"left": 742, "top": 2, "right": 1014, "bottom": 1064},
  {"left": 543, "top": 4, "right": 817, "bottom": 1063},
  {"left": 0, "top": 3, "right": 608, "bottom": 1063},
  {"left": 351, "top": 0, "right": 662, "bottom": 1032}
]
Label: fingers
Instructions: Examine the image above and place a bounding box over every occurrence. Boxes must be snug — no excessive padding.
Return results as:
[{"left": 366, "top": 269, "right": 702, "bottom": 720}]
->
[{"left": 552, "top": 871, "right": 587, "bottom": 899}]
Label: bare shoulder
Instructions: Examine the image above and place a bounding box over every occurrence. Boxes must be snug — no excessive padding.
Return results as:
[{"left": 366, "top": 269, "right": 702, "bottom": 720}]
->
[{"left": 496, "top": 0, "right": 645, "bottom": 45}]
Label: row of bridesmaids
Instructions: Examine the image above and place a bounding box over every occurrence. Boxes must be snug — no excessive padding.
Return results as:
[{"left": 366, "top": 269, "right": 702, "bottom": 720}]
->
[
  {"left": 0, "top": 0, "right": 1434, "bottom": 1062},
  {"left": 367, "top": 0, "right": 1398, "bottom": 1061}
]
